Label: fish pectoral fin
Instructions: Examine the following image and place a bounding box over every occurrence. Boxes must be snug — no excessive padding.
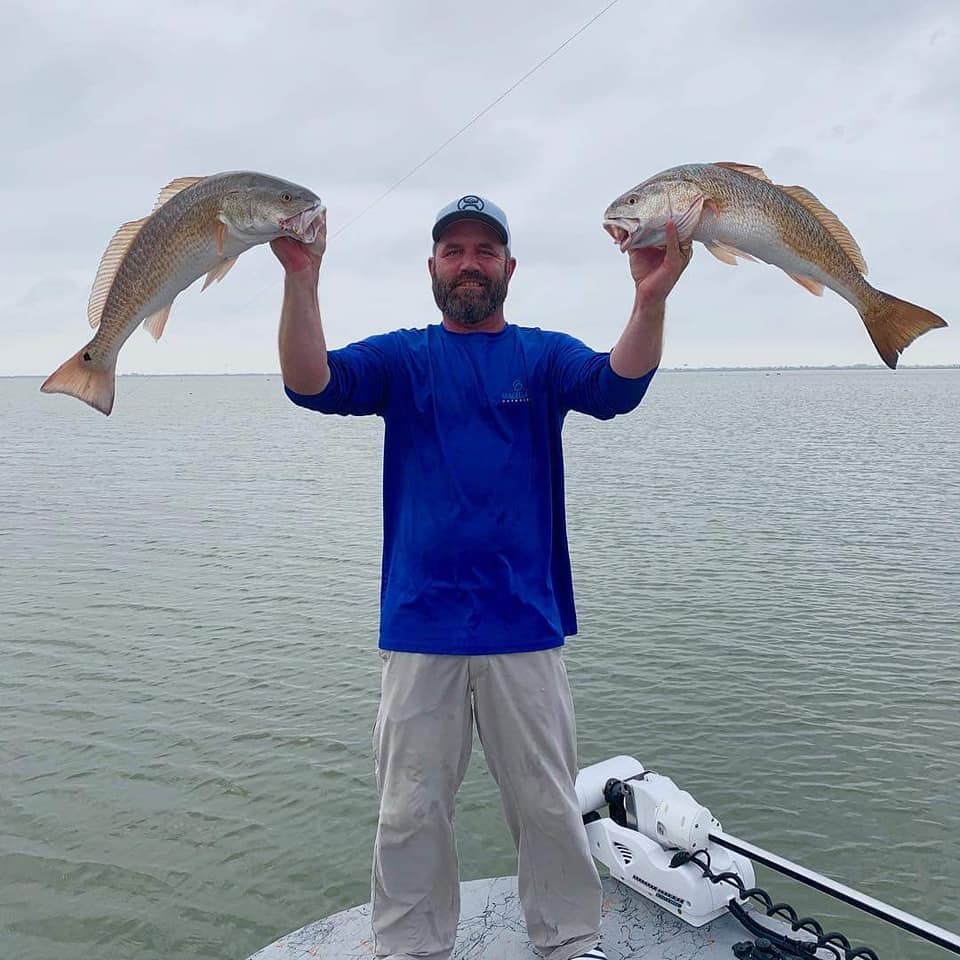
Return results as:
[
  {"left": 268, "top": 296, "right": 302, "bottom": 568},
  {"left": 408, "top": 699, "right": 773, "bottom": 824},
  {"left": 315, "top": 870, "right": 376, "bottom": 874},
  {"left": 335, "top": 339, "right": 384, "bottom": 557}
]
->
[
  {"left": 777, "top": 184, "right": 868, "bottom": 275},
  {"left": 153, "top": 176, "right": 205, "bottom": 211},
  {"left": 713, "top": 162, "right": 772, "bottom": 183},
  {"left": 703, "top": 240, "right": 757, "bottom": 265},
  {"left": 142, "top": 304, "right": 172, "bottom": 340},
  {"left": 215, "top": 220, "right": 226, "bottom": 256},
  {"left": 88, "top": 216, "right": 149, "bottom": 328},
  {"left": 202, "top": 256, "right": 239, "bottom": 291},
  {"left": 788, "top": 273, "right": 825, "bottom": 296}
]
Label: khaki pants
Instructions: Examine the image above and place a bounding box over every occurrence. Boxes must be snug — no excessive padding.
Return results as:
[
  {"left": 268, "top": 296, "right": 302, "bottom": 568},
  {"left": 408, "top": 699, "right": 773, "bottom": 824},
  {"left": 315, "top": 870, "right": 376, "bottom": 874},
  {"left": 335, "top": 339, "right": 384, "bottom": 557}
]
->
[{"left": 371, "top": 648, "right": 602, "bottom": 960}]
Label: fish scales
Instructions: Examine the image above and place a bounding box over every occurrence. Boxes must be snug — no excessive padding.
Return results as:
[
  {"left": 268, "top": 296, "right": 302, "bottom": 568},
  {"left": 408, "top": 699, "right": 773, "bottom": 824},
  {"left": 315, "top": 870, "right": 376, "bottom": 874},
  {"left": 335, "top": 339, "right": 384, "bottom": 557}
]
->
[{"left": 691, "top": 165, "right": 863, "bottom": 295}]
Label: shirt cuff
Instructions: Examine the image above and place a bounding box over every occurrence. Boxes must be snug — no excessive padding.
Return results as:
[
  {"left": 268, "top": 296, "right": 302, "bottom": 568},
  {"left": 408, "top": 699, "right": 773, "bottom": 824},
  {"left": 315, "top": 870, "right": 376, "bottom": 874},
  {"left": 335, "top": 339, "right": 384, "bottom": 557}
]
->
[
  {"left": 597, "top": 360, "right": 657, "bottom": 414},
  {"left": 284, "top": 381, "right": 335, "bottom": 410}
]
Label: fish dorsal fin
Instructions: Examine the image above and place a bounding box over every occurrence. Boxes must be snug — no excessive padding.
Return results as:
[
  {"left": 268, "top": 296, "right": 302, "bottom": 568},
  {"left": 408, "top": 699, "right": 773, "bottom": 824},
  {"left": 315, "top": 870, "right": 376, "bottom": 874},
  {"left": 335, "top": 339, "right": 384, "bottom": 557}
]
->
[
  {"left": 777, "top": 184, "right": 869, "bottom": 275},
  {"left": 87, "top": 217, "right": 149, "bottom": 328},
  {"left": 142, "top": 304, "right": 172, "bottom": 340},
  {"left": 714, "top": 162, "right": 772, "bottom": 183},
  {"left": 153, "top": 176, "right": 205, "bottom": 211}
]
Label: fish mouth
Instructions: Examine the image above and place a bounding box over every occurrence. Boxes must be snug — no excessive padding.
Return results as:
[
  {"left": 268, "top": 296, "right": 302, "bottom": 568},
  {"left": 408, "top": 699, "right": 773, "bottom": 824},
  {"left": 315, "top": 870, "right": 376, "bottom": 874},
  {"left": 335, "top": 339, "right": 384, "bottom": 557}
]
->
[
  {"left": 280, "top": 203, "right": 326, "bottom": 243},
  {"left": 603, "top": 219, "right": 635, "bottom": 251}
]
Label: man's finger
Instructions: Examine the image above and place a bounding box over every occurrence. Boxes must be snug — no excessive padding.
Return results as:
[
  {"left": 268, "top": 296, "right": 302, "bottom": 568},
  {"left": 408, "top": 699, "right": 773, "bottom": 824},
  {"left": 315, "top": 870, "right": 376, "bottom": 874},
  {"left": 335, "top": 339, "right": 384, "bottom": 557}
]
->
[
  {"left": 663, "top": 219, "right": 686, "bottom": 269},
  {"left": 664, "top": 219, "right": 679, "bottom": 249}
]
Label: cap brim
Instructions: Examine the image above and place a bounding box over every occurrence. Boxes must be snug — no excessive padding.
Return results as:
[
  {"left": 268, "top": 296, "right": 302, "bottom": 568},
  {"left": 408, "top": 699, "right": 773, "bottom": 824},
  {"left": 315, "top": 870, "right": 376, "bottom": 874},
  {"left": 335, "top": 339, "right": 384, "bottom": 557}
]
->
[{"left": 432, "top": 212, "right": 509, "bottom": 246}]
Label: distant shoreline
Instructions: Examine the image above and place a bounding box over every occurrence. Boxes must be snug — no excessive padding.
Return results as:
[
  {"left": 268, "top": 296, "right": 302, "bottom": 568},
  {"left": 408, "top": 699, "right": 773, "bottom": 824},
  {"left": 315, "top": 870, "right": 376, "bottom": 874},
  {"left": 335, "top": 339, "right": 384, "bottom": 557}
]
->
[{"left": 4, "top": 365, "right": 958, "bottom": 379}]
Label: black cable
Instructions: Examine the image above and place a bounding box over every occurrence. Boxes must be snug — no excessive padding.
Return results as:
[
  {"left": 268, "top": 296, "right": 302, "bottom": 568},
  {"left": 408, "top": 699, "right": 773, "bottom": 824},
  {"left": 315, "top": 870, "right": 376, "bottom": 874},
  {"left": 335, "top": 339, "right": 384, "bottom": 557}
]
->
[
  {"left": 728, "top": 900, "right": 832, "bottom": 958},
  {"left": 671, "top": 849, "right": 881, "bottom": 960}
]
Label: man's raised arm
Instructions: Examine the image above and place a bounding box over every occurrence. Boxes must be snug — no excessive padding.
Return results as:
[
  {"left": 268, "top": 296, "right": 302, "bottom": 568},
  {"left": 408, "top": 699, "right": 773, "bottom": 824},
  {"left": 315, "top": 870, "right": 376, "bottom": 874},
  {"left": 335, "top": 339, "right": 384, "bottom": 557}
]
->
[
  {"left": 609, "top": 220, "right": 692, "bottom": 379},
  {"left": 272, "top": 230, "right": 330, "bottom": 395}
]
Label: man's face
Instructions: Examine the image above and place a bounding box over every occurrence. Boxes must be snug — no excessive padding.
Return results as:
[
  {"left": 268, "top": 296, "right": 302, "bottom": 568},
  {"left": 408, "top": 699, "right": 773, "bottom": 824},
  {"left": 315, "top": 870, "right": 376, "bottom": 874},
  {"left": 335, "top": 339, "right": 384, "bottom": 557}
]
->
[{"left": 429, "top": 220, "right": 516, "bottom": 327}]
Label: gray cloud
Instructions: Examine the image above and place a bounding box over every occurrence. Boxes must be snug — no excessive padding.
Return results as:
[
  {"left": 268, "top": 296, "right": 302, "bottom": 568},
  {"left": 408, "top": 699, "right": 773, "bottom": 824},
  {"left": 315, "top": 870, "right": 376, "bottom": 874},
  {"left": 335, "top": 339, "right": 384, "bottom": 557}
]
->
[{"left": 2, "top": 0, "right": 957, "bottom": 377}]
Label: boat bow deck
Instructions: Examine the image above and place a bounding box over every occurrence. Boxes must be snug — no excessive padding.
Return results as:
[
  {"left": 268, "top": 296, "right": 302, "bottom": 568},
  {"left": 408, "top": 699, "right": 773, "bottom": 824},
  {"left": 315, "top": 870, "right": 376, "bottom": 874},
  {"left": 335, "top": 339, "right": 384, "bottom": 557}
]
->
[{"left": 248, "top": 875, "right": 765, "bottom": 959}]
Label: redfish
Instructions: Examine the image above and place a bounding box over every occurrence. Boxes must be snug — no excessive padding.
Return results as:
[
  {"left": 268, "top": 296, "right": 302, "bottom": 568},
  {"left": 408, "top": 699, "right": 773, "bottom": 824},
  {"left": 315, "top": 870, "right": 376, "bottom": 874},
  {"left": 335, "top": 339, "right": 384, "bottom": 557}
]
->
[
  {"left": 603, "top": 162, "right": 946, "bottom": 367},
  {"left": 42, "top": 171, "right": 326, "bottom": 414}
]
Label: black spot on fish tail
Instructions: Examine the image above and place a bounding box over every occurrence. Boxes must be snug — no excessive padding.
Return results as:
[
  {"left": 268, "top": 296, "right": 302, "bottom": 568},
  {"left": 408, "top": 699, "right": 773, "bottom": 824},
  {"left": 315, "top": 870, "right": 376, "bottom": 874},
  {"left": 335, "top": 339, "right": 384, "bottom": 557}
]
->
[{"left": 83, "top": 352, "right": 92, "bottom": 361}]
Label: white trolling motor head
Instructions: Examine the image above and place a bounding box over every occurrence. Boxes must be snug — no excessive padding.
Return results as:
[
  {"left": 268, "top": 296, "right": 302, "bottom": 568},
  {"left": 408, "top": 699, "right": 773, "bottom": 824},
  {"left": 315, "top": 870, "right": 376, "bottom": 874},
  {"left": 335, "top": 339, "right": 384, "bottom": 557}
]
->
[{"left": 576, "top": 756, "right": 755, "bottom": 927}]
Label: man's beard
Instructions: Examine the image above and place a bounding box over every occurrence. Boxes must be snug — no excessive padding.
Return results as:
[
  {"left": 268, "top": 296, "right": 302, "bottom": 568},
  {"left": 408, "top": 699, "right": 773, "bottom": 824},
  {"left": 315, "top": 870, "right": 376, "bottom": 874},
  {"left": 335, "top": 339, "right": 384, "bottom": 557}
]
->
[{"left": 431, "top": 269, "right": 509, "bottom": 326}]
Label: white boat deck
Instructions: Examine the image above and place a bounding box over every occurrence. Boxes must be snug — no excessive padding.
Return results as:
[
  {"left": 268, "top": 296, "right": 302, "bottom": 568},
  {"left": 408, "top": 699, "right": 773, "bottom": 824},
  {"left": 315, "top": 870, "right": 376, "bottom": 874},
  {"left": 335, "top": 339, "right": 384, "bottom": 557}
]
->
[{"left": 247, "top": 875, "right": 777, "bottom": 959}]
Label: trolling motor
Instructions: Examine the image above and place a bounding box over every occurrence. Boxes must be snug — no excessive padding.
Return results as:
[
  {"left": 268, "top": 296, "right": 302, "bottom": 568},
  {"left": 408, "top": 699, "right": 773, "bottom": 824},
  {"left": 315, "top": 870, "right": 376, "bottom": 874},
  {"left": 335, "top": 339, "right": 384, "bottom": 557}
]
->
[
  {"left": 576, "top": 756, "right": 960, "bottom": 956},
  {"left": 576, "top": 756, "right": 754, "bottom": 927}
]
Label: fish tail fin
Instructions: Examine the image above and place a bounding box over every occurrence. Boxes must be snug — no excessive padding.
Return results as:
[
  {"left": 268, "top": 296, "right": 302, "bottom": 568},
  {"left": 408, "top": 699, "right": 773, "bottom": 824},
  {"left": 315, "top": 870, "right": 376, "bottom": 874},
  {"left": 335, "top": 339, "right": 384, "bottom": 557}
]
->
[
  {"left": 860, "top": 291, "right": 947, "bottom": 369},
  {"left": 40, "top": 346, "right": 117, "bottom": 415}
]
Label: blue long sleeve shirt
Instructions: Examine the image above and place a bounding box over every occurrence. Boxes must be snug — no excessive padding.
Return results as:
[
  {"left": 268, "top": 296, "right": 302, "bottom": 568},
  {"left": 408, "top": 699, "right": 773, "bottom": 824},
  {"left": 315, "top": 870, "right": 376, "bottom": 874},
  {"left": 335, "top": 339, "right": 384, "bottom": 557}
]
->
[{"left": 286, "top": 323, "right": 655, "bottom": 655}]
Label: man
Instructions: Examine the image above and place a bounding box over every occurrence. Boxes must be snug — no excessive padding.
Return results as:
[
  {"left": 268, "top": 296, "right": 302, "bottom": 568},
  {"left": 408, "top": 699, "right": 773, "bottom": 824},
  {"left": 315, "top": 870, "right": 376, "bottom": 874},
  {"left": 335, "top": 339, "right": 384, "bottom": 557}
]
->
[{"left": 272, "top": 196, "right": 691, "bottom": 960}]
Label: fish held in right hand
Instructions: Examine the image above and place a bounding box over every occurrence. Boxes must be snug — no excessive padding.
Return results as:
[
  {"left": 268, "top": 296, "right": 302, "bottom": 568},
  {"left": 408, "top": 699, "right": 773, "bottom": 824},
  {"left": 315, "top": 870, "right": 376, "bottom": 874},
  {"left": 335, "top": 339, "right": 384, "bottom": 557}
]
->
[{"left": 42, "top": 171, "right": 326, "bottom": 415}]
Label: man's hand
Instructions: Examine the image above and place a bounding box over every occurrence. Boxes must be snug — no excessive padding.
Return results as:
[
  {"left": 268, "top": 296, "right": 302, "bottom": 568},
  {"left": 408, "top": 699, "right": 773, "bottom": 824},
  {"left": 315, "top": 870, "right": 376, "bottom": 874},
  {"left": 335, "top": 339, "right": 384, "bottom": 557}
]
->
[
  {"left": 628, "top": 219, "right": 692, "bottom": 305},
  {"left": 271, "top": 210, "right": 326, "bottom": 274},
  {"left": 609, "top": 220, "right": 690, "bottom": 378}
]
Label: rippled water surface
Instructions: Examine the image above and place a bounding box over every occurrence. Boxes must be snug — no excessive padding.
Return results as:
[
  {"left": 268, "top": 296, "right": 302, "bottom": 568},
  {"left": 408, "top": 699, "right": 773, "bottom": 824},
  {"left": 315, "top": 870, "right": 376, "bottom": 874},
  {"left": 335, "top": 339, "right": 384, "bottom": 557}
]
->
[{"left": 2, "top": 370, "right": 958, "bottom": 960}]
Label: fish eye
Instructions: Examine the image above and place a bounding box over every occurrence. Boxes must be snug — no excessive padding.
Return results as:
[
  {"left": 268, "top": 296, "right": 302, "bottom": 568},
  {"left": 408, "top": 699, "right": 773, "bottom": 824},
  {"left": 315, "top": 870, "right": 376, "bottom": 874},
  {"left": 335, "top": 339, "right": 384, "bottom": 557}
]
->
[
  {"left": 627, "top": 196, "right": 638, "bottom": 205},
  {"left": 280, "top": 193, "right": 292, "bottom": 202}
]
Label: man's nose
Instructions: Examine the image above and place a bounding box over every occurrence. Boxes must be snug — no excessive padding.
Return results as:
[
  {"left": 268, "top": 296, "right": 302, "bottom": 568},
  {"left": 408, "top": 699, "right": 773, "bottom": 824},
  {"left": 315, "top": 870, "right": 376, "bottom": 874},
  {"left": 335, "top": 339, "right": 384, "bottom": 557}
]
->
[{"left": 457, "top": 249, "right": 483, "bottom": 272}]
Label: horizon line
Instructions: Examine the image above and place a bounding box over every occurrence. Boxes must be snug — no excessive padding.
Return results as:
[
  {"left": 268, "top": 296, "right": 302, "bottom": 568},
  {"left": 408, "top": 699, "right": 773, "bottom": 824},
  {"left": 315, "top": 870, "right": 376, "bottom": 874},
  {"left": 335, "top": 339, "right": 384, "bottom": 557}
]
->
[{"left": 3, "top": 363, "right": 959, "bottom": 379}]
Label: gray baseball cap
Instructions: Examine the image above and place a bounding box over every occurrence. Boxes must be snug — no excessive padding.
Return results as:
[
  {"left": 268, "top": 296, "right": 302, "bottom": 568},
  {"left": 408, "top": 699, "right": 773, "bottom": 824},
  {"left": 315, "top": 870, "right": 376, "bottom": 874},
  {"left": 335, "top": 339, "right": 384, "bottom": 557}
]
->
[{"left": 432, "top": 195, "right": 511, "bottom": 246}]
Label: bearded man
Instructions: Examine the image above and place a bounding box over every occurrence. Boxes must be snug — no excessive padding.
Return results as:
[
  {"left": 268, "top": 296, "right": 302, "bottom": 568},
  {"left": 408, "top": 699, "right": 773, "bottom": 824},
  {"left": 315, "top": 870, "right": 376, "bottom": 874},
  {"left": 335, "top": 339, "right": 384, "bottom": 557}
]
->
[{"left": 272, "top": 195, "right": 691, "bottom": 960}]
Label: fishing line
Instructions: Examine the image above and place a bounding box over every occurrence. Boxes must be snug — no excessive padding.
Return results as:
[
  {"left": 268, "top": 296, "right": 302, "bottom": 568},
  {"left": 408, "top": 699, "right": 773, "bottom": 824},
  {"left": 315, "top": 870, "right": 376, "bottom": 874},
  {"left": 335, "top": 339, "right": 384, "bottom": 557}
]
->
[
  {"left": 233, "top": 0, "right": 620, "bottom": 312},
  {"left": 330, "top": 0, "right": 621, "bottom": 240}
]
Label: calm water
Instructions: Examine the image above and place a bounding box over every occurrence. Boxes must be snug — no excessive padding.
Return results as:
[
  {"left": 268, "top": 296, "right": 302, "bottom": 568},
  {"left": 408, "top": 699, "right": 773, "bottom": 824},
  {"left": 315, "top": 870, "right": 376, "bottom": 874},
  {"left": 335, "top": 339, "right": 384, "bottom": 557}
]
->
[{"left": 2, "top": 369, "right": 958, "bottom": 960}]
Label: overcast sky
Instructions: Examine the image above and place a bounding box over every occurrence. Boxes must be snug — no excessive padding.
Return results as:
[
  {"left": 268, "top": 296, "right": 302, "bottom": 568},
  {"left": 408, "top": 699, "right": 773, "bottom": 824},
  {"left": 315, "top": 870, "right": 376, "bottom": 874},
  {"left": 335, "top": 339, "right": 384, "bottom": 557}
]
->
[{"left": 2, "top": 0, "right": 957, "bottom": 376}]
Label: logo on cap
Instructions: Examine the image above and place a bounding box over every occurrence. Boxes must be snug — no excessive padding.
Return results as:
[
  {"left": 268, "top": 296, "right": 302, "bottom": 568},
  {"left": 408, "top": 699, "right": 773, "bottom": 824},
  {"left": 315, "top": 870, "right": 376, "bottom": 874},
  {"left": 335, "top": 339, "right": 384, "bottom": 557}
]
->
[{"left": 457, "top": 195, "right": 484, "bottom": 212}]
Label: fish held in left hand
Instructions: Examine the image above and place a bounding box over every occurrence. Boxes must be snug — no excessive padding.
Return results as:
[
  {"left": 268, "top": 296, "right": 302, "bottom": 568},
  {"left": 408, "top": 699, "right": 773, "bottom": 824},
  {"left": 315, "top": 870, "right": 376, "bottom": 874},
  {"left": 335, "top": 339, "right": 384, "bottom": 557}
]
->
[
  {"left": 603, "top": 162, "right": 946, "bottom": 368},
  {"left": 41, "top": 171, "right": 327, "bottom": 415}
]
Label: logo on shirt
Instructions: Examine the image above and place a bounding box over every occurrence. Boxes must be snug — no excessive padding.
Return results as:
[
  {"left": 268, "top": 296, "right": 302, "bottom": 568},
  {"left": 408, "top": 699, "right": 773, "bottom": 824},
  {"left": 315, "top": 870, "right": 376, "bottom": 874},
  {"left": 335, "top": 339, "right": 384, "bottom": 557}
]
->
[{"left": 500, "top": 379, "right": 529, "bottom": 404}]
